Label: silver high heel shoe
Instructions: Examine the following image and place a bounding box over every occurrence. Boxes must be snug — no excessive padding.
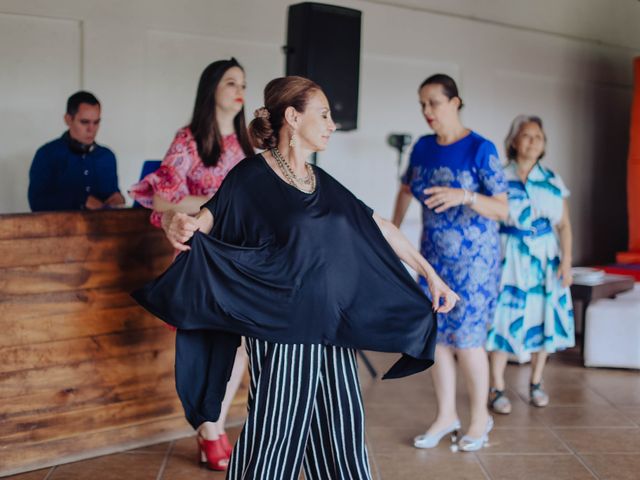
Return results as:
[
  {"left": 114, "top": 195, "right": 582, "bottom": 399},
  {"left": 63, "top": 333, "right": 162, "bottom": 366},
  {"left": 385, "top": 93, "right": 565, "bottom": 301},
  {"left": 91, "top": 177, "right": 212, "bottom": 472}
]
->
[
  {"left": 413, "top": 420, "right": 461, "bottom": 449},
  {"left": 458, "top": 416, "right": 494, "bottom": 452}
]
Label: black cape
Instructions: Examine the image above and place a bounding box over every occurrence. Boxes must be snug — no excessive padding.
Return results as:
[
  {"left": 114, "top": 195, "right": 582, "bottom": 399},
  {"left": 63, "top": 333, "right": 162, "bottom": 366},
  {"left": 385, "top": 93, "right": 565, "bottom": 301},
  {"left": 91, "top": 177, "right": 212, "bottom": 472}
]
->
[{"left": 132, "top": 154, "right": 437, "bottom": 379}]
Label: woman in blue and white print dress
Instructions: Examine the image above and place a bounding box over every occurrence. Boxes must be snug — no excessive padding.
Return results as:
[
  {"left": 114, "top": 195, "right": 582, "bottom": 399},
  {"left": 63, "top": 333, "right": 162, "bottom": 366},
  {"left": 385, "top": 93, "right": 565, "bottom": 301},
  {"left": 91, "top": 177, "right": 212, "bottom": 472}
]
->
[
  {"left": 393, "top": 74, "right": 508, "bottom": 452},
  {"left": 487, "top": 115, "right": 574, "bottom": 414}
]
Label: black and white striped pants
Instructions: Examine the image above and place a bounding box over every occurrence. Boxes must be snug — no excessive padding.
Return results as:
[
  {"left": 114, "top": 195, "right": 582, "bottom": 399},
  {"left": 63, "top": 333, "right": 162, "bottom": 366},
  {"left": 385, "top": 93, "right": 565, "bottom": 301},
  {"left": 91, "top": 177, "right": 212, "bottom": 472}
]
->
[{"left": 227, "top": 338, "right": 373, "bottom": 480}]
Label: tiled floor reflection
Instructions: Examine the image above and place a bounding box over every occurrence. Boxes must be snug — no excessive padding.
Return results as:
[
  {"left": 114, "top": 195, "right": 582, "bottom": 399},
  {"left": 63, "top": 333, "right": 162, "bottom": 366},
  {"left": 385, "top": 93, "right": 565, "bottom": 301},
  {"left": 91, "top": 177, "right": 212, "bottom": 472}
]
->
[{"left": 8, "top": 348, "right": 640, "bottom": 479}]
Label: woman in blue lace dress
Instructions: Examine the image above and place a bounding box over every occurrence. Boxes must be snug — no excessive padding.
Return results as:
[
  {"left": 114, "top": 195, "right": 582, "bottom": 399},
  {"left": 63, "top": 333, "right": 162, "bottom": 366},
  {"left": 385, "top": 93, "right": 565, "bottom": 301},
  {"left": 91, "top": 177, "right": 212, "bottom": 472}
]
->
[
  {"left": 486, "top": 115, "right": 574, "bottom": 415},
  {"left": 393, "top": 74, "right": 508, "bottom": 452}
]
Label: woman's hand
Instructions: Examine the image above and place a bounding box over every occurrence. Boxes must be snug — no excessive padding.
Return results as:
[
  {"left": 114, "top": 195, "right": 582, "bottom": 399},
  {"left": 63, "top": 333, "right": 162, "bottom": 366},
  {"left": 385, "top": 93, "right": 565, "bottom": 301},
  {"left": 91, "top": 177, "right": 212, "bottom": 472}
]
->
[
  {"left": 424, "top": 187, "right": 508, "bottom": 221},
  {"left": 558, "top": 259, "right": 573, "bottom": 288},
  {"left": 161, "top": 211, "right": 200, "bottom": 251},
  {"left": 423, "top": 186, "right": 466, "bottom": 213},
  {"left": 425, "top": 272, "right": 460, "bottom": 313}
]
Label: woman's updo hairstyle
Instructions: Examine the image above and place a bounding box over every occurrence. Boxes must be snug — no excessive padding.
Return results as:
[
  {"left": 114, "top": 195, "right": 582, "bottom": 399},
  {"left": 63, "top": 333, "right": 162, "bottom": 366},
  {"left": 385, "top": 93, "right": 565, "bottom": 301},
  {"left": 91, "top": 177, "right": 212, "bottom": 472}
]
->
[
  {"left": 419, "top": 73, "right": 464, "bottom": 110},
  {"left": 249, "top": 76, "right": 322, "bottom": 149}
]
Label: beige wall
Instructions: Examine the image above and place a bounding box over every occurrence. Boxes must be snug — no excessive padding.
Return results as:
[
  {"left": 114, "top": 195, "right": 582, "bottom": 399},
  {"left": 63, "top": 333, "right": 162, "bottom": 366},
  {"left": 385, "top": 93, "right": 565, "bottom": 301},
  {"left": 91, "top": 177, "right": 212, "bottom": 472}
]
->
[{"left": 1, "top": 0, "right": 638, "bottom": 263}]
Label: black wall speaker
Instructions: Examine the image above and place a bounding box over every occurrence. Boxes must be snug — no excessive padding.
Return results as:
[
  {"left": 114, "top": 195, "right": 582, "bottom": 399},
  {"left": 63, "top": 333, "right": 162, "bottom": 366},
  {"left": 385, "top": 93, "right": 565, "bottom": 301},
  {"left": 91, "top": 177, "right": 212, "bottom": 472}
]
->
[{"left": 285, "top": 2, "right": 362, "bottom": 131}]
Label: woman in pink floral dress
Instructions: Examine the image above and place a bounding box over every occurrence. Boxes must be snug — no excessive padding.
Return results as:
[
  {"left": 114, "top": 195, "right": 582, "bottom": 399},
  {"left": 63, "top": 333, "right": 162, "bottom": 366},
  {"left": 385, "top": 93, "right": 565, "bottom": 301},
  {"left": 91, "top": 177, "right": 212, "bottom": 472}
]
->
[{"left": 130, "top": 58, "right": 254, "bottom": 471}]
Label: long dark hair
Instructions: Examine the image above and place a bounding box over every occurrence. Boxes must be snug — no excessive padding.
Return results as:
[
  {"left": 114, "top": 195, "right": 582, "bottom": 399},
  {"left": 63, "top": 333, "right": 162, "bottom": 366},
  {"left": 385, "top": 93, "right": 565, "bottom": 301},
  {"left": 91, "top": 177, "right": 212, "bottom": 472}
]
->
[{"left": 189, "top": 58, "right": 254, "bottom": 167}]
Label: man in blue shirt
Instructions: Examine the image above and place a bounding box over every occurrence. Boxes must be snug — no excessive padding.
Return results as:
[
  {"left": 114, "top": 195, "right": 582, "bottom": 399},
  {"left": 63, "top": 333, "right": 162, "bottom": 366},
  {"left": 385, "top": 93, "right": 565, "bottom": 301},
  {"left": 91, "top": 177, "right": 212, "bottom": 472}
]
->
[{"left": 28, "top": 91, "right": 125, "bottom": 211}]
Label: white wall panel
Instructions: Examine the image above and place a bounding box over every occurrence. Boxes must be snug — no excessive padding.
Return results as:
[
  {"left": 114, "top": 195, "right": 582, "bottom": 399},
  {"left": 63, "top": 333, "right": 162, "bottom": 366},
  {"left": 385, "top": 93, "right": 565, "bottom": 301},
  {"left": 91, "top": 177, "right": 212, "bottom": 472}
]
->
[
  {"left": 320, "top": 54, "right": 459, "bottom": 225},
  {"left": 0, "top": 13, "right": 81, "bottom": 213},
  {"left": 143, "top": 29, "right": 282, "bottom": 163}
]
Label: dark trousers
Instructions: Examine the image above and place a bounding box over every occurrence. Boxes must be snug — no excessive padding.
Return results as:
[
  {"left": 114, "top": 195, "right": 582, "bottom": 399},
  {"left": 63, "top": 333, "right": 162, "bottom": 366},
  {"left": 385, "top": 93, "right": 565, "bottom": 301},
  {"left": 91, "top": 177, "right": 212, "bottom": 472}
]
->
[
  {"left": 175, "top": 329, "right": 240, "bottom": 429},
  {"left": 227, "top": 338, "right": 373, "bottom": 480}
]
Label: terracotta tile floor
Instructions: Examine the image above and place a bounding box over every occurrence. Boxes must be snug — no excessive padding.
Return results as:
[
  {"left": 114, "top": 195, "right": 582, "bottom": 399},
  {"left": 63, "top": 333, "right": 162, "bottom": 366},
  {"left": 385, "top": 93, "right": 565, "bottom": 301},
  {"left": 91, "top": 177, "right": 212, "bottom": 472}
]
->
[{"left": 8, "top": 348, "right": 640, "bottom": 479}]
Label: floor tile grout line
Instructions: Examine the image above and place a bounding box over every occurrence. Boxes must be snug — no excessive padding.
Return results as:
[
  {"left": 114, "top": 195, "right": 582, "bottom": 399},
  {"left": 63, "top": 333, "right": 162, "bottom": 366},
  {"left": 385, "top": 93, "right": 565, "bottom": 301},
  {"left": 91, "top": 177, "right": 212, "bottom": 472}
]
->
[
  {"left": 552, "top": 425, "right": 640, "bottom": 428},
  {"left": 525, "top": 405, "right": 634, "bottom": 410},
  {"left": 550, "top": 426, "right": 639, "bottom": 430},
  {"left": 42, "top": 466, "right": 56, "bottom": 480},
  {"left": 586, "top": 384, "right": 632, "bottom": 410},
  {"left": 613, "top": 406, "right": 640, "bottom": 428},
  {"left": 573, "top": 451, "right": 604, "bottom": 480},
  {"left": 597, "top": 452, "right": 640, "bottom": 458},
  {"left": 547, "top": 426, "right": 601, "bottom": 479},
  {"left": 573, "top": 382, "right": 619, "bottom": 409},
  {"left": 473, "top": 452, "right": 493, "bottom": 480},
  {"left": 476, "top": 452, "right": 575, "bottom": 456},
  {"left": 562, "top": 451, "right": 640, "bottom": 455},
  {"left": 368, "top": 426, "right": 552, "bottom": 430},
  {"left": 155, "top": 440, "right": 175, "bottom": 480}
]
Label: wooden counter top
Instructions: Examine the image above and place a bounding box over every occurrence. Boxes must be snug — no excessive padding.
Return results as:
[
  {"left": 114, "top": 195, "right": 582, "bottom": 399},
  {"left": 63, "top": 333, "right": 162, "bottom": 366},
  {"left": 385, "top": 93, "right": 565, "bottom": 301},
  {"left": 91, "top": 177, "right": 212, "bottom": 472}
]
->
[{"left": 0, "top": 209, "right": 247, "bottom": 475}]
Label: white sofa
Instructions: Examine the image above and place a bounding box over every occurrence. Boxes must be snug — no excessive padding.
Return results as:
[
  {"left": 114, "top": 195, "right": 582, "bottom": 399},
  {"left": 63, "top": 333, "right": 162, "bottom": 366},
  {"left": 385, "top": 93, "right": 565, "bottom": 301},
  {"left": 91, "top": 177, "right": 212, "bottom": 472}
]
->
[{"left": 584, "top": 283, "right": 640, "bottom": 369}]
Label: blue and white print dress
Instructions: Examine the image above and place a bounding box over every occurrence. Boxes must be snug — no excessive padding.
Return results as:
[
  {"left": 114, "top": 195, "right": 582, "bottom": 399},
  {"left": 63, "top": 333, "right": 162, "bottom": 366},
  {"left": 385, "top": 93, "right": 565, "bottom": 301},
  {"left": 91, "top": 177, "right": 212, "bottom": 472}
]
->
[
  {"left": 486, "top": 162, "right": 575, "bottom": 356},
  {"left": 402, "top": 132, "right": 507, "bottom": 349}
]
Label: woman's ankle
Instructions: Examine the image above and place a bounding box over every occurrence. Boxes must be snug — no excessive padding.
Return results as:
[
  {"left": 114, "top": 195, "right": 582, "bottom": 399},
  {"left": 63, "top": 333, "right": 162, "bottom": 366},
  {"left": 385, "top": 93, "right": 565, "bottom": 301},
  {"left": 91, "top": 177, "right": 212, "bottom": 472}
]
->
[
  {"left": 469, "top": 408, "right": 490, "bottom": 424},
  {"left": 432, "top": 412, "right": 459, "bottom": 426},
  {"left": 198, "top": 421, "right": 221, "bottom": 440}
]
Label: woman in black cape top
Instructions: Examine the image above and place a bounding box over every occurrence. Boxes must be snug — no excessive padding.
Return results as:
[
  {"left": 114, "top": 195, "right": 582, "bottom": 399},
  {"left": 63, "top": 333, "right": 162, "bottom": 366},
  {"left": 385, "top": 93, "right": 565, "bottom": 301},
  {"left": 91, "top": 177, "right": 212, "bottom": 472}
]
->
[{"left": 133, "top": 76, "right": 459, "bottom": 480}]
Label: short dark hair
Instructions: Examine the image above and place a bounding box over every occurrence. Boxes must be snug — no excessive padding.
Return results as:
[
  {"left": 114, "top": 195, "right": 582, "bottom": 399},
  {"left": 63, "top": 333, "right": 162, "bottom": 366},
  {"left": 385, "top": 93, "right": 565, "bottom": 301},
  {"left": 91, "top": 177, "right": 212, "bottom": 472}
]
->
[
  {"left": 419, "top": 74, "right": 464, "bottom": 110},
  {"left": 66, "top": 91, "right": 100, "bottom": 117}
]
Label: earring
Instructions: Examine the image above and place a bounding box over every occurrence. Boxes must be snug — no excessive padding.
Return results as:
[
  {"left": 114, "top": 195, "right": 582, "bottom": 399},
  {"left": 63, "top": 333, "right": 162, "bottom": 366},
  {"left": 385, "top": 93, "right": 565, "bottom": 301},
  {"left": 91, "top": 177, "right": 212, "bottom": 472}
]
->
[{"left": 289, "top": 134, "right": 297, "bottom": 148}]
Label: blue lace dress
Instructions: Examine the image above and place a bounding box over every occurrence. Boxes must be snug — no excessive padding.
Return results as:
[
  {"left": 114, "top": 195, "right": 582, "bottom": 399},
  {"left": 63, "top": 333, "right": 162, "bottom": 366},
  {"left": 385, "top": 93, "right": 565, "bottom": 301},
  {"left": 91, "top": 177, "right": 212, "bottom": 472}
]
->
[
  {"left": 486, "top": 162, "right": 575, "bottom": 356},
  {"left": 402, "top": 132, "right": 507, "bottom": 348}
]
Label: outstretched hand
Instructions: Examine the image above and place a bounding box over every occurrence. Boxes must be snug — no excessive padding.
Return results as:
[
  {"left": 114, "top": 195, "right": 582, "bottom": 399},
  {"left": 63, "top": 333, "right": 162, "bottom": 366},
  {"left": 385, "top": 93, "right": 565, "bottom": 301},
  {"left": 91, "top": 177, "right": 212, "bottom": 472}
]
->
[
  {"left": 426, "top": 273, "right": 460, "bottom": 313},
  {"left": 161, "top": 211, "right": 200, "bottom": 251}
]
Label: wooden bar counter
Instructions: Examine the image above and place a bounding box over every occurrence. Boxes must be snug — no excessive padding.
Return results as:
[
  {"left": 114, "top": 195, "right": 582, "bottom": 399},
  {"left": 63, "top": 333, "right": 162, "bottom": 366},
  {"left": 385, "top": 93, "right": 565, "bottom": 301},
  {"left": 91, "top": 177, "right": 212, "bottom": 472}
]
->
[{"left": 0, "top": 209, "right": 247, "bottom": 476}]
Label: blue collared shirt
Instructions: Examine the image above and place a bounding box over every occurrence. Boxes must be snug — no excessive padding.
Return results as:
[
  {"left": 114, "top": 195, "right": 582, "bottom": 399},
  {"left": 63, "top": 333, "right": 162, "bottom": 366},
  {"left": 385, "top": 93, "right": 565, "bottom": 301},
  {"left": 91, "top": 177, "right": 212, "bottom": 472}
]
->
[{"left": 28, "top": 132, "right": 121, "bottom": 211}]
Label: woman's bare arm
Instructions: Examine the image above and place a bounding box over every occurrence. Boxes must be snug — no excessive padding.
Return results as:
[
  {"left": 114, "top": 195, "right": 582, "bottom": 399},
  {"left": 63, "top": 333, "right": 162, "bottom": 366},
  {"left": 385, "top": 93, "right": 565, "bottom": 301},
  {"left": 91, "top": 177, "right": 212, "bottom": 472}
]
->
[
  {"left": 556, "top": 199, "right": 573, "bottom": 287},
  {"left": 372, "top": 213, "right": 459, "bottom": 313},
  {"left": 392, "top": 184, "right": 413, "bottom": 227}
]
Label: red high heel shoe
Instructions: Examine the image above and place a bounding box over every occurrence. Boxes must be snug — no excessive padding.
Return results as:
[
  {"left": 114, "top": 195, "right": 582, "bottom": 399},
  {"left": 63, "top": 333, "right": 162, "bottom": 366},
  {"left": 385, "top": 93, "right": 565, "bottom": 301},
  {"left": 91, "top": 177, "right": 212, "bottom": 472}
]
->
[
  {"left": 219, "top": 432, "right": 233, "bottom": 457},
  {"left": 197, "top": 433, "right": 229, "bottom": 471}
]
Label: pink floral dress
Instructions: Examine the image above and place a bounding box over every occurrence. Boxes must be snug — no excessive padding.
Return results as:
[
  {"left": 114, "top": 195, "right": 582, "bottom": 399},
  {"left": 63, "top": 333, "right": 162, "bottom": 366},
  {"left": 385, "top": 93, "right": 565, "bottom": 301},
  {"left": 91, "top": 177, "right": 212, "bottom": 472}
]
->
[{"left": 130, "top": 127, "right": 246, "bottom": 227}]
